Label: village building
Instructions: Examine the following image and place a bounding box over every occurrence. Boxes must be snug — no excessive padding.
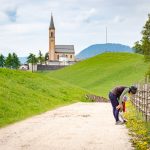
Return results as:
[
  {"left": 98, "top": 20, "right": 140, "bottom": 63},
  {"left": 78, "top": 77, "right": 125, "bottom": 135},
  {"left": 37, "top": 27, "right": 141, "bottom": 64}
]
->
[
  {"left": 29, "top": 15, "right": 76, "bottom": 71},
  {"left": 48, "top": 15, "right": 75, "bottom": 65}
]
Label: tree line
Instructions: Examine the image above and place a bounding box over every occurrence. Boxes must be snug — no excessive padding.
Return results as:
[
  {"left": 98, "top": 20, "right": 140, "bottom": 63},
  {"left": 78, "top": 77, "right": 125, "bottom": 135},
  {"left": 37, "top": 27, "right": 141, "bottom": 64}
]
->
[
  {"left": 27, "top": 51, "right": 49, "bottom": 65},
  {"left": 27, "top": 51, "right": 49, "bottom": 72},
  {"left": 0, "top": 53, "right": 20, "bottom": 69},
  {"left": 0, "top": 51, "right": 49, "bottom": 70}
]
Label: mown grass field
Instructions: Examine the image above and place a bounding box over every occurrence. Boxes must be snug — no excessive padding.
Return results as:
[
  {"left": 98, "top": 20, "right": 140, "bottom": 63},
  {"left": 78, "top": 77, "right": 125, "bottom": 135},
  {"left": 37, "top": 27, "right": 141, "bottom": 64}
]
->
[
  {"left": 0, "top": 52, "right": 149, "bottom": 128},
  {"left": 0, "top": 68, "right": 89, "bottom": 127},
  {"left": 48, "top": 53, "right": 149, "bottom": 97}
]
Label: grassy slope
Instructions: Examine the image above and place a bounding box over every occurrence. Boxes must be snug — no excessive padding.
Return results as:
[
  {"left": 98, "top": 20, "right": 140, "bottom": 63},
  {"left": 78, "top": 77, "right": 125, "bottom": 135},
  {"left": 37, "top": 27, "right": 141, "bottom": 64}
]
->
[
  {"left": 48, "top": 53, "right": 149, "bottom": 97},
  {"left": 0, "top": 68, "right": 89, "bottom": 127},
  {"left": 0, "top": 53, "right": 148, "bottom": 127}
]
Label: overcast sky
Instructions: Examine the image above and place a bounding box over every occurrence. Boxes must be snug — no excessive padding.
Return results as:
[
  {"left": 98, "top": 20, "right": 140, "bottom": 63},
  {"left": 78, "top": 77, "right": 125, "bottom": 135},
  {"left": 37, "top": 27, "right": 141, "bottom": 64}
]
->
[{"left": 0, "top": 0, "right": 150, "bottom": 56}]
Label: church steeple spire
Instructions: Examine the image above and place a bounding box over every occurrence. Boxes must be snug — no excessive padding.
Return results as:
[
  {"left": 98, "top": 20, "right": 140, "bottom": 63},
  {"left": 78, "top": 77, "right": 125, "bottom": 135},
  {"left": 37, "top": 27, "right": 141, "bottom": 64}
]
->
[
  {"left": 49, "top": 13, "right": 55, "bottom": 61},
  {"left": 49, "top": 13, "right": 55, "bottom": 29}
]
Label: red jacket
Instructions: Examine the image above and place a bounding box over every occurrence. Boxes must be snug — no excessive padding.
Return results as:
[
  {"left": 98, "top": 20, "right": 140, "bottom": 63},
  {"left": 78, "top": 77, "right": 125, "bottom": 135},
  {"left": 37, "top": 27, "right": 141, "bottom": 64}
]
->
[{"left": 122, "top": 102, "right": 126, "bottom": 112}]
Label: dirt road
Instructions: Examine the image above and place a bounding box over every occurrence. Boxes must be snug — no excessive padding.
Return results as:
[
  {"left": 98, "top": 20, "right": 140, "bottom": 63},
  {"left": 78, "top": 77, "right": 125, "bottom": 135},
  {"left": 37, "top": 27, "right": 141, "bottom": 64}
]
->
[{"left": 0, "top": 102, "right": 133, "bottom": 150}]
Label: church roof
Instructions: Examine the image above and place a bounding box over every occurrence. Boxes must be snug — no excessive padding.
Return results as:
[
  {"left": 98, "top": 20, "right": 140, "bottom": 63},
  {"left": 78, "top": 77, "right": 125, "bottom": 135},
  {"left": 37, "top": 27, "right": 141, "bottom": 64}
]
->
[
  {"left": 49, "top": 15, "right": 55, "bottom": 29},
  {"left": 55, "top": 45, "right": 75, "bottom": 53}
]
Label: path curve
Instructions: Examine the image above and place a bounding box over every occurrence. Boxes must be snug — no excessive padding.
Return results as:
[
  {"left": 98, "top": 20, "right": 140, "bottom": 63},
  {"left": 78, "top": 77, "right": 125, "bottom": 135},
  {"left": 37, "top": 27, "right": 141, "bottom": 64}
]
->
[{"left": 0, "top": 102, "right": 133, "bottom": 150}]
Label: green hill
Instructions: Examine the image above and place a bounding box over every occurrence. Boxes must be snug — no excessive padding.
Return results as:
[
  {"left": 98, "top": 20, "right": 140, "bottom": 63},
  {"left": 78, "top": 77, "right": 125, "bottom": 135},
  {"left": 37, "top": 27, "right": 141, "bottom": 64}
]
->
[
  {"left": 49, "top": 53, "right": 149, "bottom": 97},
  {"left": 1, "top": 53, "right": 148, "bottom": 127},
  {"left": 0, "top": 68, "right": 88, "bottom": 127}
]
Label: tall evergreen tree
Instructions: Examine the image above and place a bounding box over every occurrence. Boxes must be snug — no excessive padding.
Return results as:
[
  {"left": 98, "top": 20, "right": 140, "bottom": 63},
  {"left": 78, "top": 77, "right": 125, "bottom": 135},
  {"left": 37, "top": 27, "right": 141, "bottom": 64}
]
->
[
  {"left": 5, "top": 53, "right": 13, "bottom": 68},
  {"left": 44, "top": 52, "right": 49, "bottom": 64},
  {"left": 0, "top": 54, "right": 5, "bottom": 67},
  {"left": 5, "top": 53, "right": 20, "bottom": 69},
  {"left": 12, "top": 53, "right": 21, "bottom": 69},
  {"left": 38, "top": 50, "right": 44, "bottom": 64}
]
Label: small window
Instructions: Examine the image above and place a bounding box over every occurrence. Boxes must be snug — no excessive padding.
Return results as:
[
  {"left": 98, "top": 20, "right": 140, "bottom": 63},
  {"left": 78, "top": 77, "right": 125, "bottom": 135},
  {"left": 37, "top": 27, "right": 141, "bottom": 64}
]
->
[
  {"left": 57, "top": 55, "right": 59, "bottom": 59},
  {"left": 66, "top": 55, "right": 68, "bottom": 58},
  {"left": 70, "top": 55, "right": 72, "bottom": 58}
]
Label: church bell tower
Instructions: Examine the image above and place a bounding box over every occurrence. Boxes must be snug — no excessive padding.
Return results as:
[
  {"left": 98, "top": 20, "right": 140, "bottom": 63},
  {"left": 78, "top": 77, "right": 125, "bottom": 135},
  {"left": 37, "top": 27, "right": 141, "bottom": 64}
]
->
[{"left": 49, "top": 14, "right": 55, "bottom": 61}]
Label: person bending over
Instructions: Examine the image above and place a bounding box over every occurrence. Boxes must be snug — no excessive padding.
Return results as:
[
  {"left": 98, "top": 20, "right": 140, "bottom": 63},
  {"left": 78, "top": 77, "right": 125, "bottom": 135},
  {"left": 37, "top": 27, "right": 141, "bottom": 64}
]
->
[{"left": 109, "top": 86, "right": 137, "bottom": 125}]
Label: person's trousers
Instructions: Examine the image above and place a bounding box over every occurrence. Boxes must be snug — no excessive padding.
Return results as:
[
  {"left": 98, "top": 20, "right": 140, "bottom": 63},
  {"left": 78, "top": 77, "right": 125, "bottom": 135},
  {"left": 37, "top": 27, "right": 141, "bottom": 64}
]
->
[{"left": 109, "top": 92, "right": 119, "bottom": 122}]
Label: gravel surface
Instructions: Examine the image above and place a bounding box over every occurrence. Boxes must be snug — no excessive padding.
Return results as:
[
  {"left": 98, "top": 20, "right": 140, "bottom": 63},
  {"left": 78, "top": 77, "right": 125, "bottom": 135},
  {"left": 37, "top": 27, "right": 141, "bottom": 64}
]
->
[{"left": 0, "top": 102, "right": 133, "bottom": 150}]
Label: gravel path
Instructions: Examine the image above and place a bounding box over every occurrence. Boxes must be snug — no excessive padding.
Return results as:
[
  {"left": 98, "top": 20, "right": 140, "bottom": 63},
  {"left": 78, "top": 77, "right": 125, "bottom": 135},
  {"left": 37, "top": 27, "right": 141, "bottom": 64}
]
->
[{"left": 0, "top": 102, "right": 133, "bottom": 150}]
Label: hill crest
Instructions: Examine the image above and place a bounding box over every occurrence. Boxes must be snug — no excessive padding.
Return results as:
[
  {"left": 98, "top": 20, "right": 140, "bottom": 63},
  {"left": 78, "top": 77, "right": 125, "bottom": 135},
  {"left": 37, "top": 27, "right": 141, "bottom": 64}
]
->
[{"left": 76, "top": 43, "right": 133, "bottom": 59}]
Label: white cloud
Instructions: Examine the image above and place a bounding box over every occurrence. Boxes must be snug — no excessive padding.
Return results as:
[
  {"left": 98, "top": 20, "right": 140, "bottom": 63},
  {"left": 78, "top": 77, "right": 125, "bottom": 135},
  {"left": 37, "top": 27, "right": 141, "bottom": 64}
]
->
[
  {"left": 0, "top": 12, "right": 9, "bottom": 24},
  {"left": 0, "top": 0, "right": 150, "bottom": 56},
  {"left": 74, "top": 8, "right": 97, "bottom": 23},
  {"left": 113, "top": 16, "right": 125, "bottom": 23}
]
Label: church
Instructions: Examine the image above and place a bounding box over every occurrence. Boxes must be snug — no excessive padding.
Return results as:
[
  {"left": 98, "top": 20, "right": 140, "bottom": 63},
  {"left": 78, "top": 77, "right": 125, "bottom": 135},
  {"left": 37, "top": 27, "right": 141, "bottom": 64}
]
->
[{"left": 48, "top": 15, "right": 75, "bottom": 65}]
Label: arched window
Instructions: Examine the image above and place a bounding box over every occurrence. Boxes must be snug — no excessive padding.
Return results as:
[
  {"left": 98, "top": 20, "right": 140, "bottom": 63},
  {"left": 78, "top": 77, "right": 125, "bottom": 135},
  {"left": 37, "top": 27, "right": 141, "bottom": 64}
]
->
[
  {"left": 70, "top": 55, "right": 72, "bottom": 58},
  {"left": 51, "top": 32, "right": 53, "bottom": 37}
]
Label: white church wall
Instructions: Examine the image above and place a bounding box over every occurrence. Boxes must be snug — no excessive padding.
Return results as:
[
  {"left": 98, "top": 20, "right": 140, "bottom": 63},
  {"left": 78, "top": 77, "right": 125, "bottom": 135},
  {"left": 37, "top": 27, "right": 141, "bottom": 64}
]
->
[{"left": 29, "top": 63, "right": 37, "bottom": 71}]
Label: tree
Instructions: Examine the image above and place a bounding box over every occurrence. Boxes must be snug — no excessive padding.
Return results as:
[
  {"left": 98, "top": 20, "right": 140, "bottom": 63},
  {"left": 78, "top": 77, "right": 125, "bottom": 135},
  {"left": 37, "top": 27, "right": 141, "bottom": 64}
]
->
[
  {"left": 140, "top": 14, "right": 150, "bottom": 78},
  {"left": 141, "top": 14, "right": 150, "bottom": 61},
  {"left": 44, "top": 52, "right": 49, "bottom": 64},
  {"left": 142, "top": 14, "right": 150, "bottom": 61},
  {"left": 27, "top": 53, "right": 38, "bottom": 64},
  {"left": 12, "top": 53, "right": 21, "bottom": 69},
  {"left": 5, "top": 53, "right": 20, "bottom": 69},
  {"left": 38, "top": 50, "right": 44, "bottom": 64},
  {"left": 133, "top": 41, "right": 143, "bottom": 54},
  {"left": 5, "top": 53, "right": 13, "bottom": 68},
  {"left": 27, "top": 53, "right": 38, "bottom": 72},
  {"left": 0, "top": 54, "right": 5, "bottom": 67},
  {"left": 146, "top": 65, "right": 150, "bottom": 78},
  {"left": 133, "top": 14, "right": 150, "bottom": 61}
]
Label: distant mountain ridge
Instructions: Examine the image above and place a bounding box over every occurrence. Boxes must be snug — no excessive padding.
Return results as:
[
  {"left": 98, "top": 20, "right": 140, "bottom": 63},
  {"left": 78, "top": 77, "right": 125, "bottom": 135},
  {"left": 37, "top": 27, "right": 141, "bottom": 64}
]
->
[{"left": 76, "top": 43, "right": 133, "bottom": 59}]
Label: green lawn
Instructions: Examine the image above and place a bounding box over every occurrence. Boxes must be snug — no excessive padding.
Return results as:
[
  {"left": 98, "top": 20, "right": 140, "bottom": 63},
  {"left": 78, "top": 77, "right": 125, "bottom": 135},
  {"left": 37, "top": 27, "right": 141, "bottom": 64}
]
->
[
  {"left": 0, "top": 52, "right": 149, "bottom": 127},
  {"left": 48, "top": 52, "right": 149, "bottom": 97},
  {"left": 0, "top": 68, "right": 89, "bottom": 127}
]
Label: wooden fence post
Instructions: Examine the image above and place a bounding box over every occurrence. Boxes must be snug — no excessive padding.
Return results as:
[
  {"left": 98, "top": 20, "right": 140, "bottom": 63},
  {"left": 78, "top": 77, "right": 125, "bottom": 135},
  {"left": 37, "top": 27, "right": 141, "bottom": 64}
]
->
[
  {"left": 146, "top": 75, "right": 149, "bottom": 121},
  {"left": 132, "top": 78, "right": 150, "bottom": 122}
]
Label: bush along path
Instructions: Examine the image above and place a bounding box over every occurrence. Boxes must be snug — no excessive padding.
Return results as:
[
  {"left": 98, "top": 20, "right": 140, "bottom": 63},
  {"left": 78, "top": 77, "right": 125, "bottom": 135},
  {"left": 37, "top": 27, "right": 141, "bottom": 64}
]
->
[
  {"left": 124, "top": 102, "right": 150, "bottom": 150},
  {"left": 0, "top": 102, "right": 132, "bottom": 150}
]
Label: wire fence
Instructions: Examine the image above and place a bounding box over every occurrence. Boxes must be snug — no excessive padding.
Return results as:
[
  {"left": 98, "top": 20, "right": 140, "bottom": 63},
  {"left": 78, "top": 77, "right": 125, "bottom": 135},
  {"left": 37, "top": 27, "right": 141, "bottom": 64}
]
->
[{"left": 131, "top": 76, "right": 150, "bottom": 122}]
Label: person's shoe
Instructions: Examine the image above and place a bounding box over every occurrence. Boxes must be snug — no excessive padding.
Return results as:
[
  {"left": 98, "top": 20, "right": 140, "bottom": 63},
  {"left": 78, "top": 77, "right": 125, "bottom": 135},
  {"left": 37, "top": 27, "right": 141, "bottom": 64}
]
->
[
  {"left": 115, "top": 120, "right": 124, "bottom": 125},
  {"left": 123, "top": 119, "right": 127, "bottom": 123}
]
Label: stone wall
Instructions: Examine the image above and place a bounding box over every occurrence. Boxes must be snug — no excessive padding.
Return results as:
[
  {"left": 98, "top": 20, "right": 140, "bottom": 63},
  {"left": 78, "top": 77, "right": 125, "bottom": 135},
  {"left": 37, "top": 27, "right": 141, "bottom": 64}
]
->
[
  {"left": 37, "top": 64, "right": 66, "bottom": 71},
  {"left": 47, "top": 61, "right": 76, "bottom": 66}
]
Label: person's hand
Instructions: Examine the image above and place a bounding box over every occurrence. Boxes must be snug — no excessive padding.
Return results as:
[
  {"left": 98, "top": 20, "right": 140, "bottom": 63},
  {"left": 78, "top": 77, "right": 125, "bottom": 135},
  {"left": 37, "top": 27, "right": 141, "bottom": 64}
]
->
[{"left": 116, "top": 104, "right": 123, "bottom": 110}]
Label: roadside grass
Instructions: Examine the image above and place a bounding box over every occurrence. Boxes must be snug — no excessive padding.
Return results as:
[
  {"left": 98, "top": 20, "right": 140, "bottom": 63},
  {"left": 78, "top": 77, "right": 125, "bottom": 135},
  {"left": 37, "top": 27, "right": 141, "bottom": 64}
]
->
[
  {"left": 47, "top": 53, "right": 149, "bottom": 97},
  {"left": 124, "top": 102, "right": 150, "bottom": 150},
  {"left": 0, "top": 68, "right": 90, "bottom": 128}
]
